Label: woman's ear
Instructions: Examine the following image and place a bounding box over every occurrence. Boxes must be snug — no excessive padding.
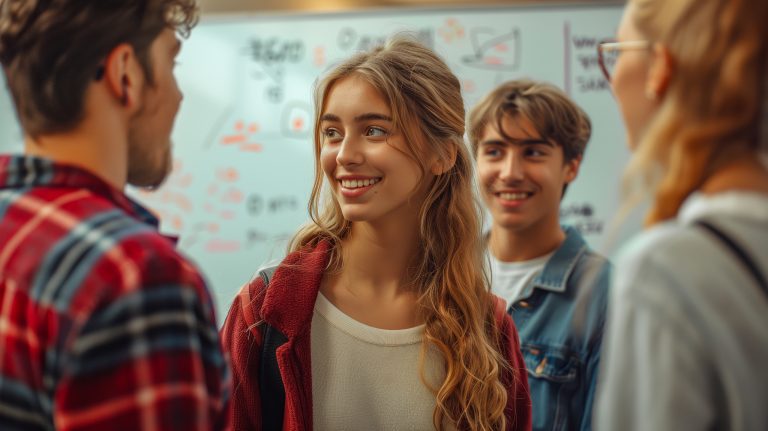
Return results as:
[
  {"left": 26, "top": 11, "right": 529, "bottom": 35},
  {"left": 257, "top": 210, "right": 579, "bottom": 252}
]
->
[
  {"left": 646, "top": 42, "right": 674, "bottom": 101},
  {"left": 101, "top": 43, "right": 144, "bottom": 110},
  {"left": 430, "top": 143, "right": 458, "bottom": 175}
]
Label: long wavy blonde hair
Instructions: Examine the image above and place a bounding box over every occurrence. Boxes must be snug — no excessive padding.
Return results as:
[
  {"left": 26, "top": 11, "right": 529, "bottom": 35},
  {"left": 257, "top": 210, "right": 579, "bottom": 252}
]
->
[
  {"left": 623, "top": 0, "right": 768, "bottom": 226},
  {"left": 288, "top": 36, "right": 518, "bottom": 430}
]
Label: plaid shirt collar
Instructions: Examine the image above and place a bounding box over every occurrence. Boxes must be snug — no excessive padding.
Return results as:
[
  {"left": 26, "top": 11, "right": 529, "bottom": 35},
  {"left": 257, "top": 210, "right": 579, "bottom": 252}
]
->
[{"left": 0, "top": 154, "right": 159, "bottom": 229}]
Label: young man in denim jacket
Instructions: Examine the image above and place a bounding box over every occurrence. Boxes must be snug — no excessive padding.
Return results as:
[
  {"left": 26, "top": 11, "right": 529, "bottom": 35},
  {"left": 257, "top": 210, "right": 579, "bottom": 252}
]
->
[{"left": 469, "top": 80, "right": 611, "bottom": 431}]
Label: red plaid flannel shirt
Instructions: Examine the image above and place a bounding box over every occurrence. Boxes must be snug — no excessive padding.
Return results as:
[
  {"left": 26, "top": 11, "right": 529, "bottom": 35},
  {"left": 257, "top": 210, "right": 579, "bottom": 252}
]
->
[{"left": 0, "top": 155, "right": 231, "bottom": 430}]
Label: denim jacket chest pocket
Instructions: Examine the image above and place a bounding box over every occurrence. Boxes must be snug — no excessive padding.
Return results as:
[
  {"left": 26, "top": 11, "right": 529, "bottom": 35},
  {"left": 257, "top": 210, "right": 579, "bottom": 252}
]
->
[{"left": 522, "top": 344, "right": 583, "bottom": 431}]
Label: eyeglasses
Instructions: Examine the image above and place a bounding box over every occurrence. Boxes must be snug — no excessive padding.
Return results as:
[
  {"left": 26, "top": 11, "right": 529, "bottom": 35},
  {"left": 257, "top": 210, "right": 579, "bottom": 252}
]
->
[{"left": 597, "top": 39, "right": 651, "bottom": 82}]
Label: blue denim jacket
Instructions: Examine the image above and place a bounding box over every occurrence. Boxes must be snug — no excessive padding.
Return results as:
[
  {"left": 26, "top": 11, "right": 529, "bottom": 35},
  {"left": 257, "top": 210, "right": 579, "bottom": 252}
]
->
[{"left": 508, "top": 226, "right": 611, "bottom": 431}]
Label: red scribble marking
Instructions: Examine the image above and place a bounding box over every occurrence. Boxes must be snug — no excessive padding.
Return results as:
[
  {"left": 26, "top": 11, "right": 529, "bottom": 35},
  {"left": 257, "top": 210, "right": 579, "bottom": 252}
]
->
[
  {"left": 439, "top": 18, "right": 465, "bottom": 44},
  {"left": 207, "top": 184, "right": 218, "bottom": 196},
  {"left": 223, "top": 188, "right": 244, "bottom": 204},
  {"left": 221, "top": 135, "right": 247, "bottom": 145},
  {"left": 292, "top": 117, "right": 305, "bottom": 131},
  {"left": 159, "top": 190, "right": 173, "bottom": 204},
  {"left": 171, "top": 215, "right": 183, "bottom": 231},
  {"left": 314, "top": 46, "right": 326, "bottom": 67},
  {"left": 462, "top": 80, "right": 476, "bottom": 93},
  {"left": 217, "top": 168, "right": 240, "bottom": 182},
  {"left": 495, "top": 43, "right": 508, "bottom": 52},
  {"left": 203, "top": 202, "right": 215, "bottom": 213},
  {"left": 175, "top": 173, "right": 193, "bottom": 188},
  {"left": 240, "top": 144, "right": 263, "bottom": 153},
  {"left": 222, "top": 121, "right": 261, "bottom": 149},
  {"left": 220, "top": 210, "right": 237, "bottom": 220},
  {"left": 173, "top": 194, "right": 193, "bottom": 212},
  {"left": 205, "top": 239, "right": 241, "bottom": 253},
  {"left": 485, "top": 56, "right": 503, "bottom": 65},
  {"left": 209, "top": 223, "right": 220, "bottom": 233}
]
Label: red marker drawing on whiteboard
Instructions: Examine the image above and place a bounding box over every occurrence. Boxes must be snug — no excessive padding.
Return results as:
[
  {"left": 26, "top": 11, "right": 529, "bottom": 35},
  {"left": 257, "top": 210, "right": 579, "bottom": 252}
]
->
[{"left": 220, "top": 120, "right": 264, "bottom": 152}]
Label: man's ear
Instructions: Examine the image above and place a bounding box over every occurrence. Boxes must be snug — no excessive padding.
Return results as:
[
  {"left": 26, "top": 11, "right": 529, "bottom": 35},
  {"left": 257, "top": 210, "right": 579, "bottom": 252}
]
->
[
  {"left": 101, "top": 43, "right": 144, "bottom": 110},
  {"left": 430, "top": 142, "right": 458, "bottom": 175},
  {"left": 646, "top": 42, "right": 674, "bottom": 101},
  {"left": 563, "top": 155, "right": 582, "bottom": 184}
]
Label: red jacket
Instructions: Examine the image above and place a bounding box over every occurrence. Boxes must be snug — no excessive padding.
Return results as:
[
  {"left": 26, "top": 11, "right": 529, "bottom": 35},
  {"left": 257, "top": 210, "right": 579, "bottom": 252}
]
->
[{"left": 221, "top": 241, "right": 532, "bottom": 430}]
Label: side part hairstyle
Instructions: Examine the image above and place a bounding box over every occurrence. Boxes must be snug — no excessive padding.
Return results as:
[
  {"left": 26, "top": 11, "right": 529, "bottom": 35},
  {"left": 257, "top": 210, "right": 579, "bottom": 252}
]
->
[
  {"left": 467, "top": 79, "right": 591, "bottom": 197},
  {"left": 0, "top": 0, "right": 198, "bottom": 137},
  {"left": 468, "top": 79, "right": 592, "bottom": 163},
  {"left": 289, "top": 36, "right": 516, "bottom": 430},
  {"left": 624, "top": 0, "right": 768, "bottom": 225}
]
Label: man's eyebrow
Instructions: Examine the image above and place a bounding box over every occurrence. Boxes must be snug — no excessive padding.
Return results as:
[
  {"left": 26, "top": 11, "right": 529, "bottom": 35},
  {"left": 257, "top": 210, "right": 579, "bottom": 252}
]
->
[
  {"left": 479, "top": 139, "right": 506, "bottom": 147},
  {"left": 515, "top": 138, "right": 554, "bottom": 146},
  {"left": 479, "top": 138, "right": 553, "bottom": 147}
]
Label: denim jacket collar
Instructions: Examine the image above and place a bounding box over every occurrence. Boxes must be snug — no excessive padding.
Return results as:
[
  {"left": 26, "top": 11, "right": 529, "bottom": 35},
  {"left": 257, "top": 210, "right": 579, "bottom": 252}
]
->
[{"left": 519, "top": 225, "right": 587, "bottom": 298}]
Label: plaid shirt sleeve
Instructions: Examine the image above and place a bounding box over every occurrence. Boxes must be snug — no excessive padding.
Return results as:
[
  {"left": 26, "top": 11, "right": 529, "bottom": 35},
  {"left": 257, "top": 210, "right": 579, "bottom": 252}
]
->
[
  {"left": 51, "top": 235, "right": 231, "bottom": 431},
  {"left": 0, "top": 158, "right": 231, "bottom": 430}
]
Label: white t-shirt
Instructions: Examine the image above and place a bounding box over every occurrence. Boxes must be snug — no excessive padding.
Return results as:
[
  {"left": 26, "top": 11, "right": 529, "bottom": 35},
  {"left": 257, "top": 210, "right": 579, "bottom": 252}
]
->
[
  {"left": 311, "top": 293, "right": 451, "bottom": 430},
  {"left": 488, "top": 251, "right": 553, "bottom": 306}
]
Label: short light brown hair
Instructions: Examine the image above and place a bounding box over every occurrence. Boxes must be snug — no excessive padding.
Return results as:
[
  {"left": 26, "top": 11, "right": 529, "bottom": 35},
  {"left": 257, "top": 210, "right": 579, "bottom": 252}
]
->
[
  {"left": 0, "top": 0, "right": 198, "bottom": 137},
  {"left": 468, "top": 79, "right": 592, "bottom": 163}
]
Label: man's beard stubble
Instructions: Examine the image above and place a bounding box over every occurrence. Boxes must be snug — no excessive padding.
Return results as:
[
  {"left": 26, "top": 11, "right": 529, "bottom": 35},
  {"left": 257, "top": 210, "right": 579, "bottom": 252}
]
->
[
  {"left": 127, "top": 141, "right": 172, "bottom": 190},
  {"left": 126, "top": 104, "right": 173, "bottom": 190}
]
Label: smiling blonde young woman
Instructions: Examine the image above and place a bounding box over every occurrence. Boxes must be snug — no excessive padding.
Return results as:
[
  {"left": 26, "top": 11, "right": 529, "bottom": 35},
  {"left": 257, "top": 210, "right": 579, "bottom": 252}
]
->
[{"left": 222, "top": 36, "right": 532, "bottom": 431}]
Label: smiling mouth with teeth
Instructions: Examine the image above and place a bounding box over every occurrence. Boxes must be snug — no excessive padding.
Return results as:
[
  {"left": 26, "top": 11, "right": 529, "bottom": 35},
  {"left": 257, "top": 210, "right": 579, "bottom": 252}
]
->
[
  {"left": 498, "top": 192, "right": 529, "bottom": 200},
  {"left": 340, "top": 178, "right": 381, "bottom": 189}
]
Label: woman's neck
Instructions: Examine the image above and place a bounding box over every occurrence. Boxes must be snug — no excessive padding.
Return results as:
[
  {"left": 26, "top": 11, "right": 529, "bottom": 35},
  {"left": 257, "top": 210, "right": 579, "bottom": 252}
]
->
[
  {"left": 700, "top": 150, "right": 768, "bottom": 195},
  {"left": 319, "top": 220, "right": 423, "bottom": 329},
  {"left": 339, "top": 221, "right": 419, "bottom": 293}
]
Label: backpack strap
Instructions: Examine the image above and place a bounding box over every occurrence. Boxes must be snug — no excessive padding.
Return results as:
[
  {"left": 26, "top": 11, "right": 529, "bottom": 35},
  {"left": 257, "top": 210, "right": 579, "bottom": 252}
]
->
[
  {"left": 695, "top": 220, "right": 768, "bottom": 299},
  {"left": 239, "top": 265, "right": 287, "bottom": 431}
]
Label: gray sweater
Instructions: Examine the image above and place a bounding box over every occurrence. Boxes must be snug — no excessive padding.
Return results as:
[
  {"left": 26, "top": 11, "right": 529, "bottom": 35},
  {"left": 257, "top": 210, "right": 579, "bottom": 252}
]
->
[{"left": 595, "top": 192, "right": 768, "bottom": 431}]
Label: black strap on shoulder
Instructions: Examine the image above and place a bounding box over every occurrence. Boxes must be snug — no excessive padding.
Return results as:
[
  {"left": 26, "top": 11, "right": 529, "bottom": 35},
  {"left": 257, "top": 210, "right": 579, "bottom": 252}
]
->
[
  {"left": 257, "top": 265, "right": 288, "bottom": 431},
  {"left": 696, "top": 220, "right": 768, "bottom": 299}
]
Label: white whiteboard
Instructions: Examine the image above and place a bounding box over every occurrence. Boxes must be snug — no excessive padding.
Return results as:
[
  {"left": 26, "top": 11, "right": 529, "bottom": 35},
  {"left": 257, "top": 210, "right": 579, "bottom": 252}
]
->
[{"left": 0, "top": 4, "right": 629, "bottom": 323}]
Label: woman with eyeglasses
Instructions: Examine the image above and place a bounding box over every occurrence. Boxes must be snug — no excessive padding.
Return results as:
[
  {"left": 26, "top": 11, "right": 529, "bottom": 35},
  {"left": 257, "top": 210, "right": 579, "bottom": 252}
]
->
[{"left": 594, "top": 0, "right": 768, "bottom": 430}]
